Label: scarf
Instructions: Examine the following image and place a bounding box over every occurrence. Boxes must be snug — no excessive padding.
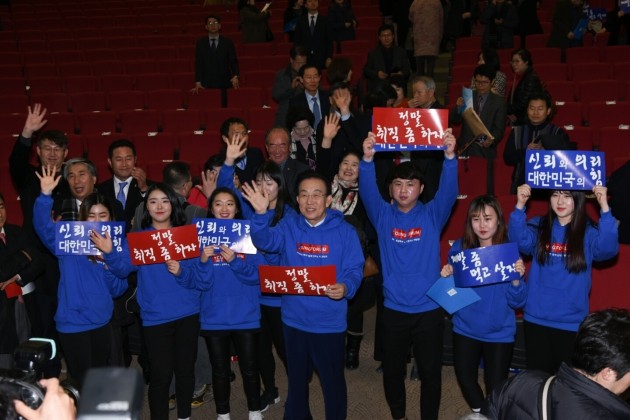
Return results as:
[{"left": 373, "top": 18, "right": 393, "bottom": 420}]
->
[{"left": 330, "top": 175, "right": 359, "bottom": 215}]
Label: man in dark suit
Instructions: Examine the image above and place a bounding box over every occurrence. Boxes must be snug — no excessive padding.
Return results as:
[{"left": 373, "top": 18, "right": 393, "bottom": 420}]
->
[
  {"left": 272, "top": 45, "right": 309, "bottom": 126},
  {"left": 265, "top": 126, "right": 309, "bottom": 202},
  {"left": 293, "top": 0, "right": 334, "bottom": 70},
  {"left": 98, "top": 139, "right": 153, "bottom": 229},
  {"left": 288, "top": 64, "right": 330, "bottom": 130},
  {"left": 450, "top": 65, "right": 506, "bottom": 194},
  {"left": 0, "top": 192, "right": 44, "bottom": 369},
  {"left": 219, "top": 117, "right": 265, "bottom": 186},
  {"left": 192, "top": 14, "right": 240, "bottom": 101},
  {"left": 363, "top": 24, "right": 411, "bottom": 93}
]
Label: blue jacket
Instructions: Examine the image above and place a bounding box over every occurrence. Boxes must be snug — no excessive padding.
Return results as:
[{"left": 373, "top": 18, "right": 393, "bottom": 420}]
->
[
  {"left": 508, "top": 208, "right": 619, "bottom": 331},
  {"left": 359, "top": 157, "right": 458, "bottom": 313},
  {"left": 250, "top": 209, "right": 364, "bottom": 333},
  {"left": 33, "top": 194, "right": 128, "bottom": 333},
  {"left": 449, "top": 240, "right": 527, "bottom": 343},
  {"left": 105, "top": 226, "right": 212, "bottom": 327},
  {"left": 200, "top": 250, "right": 265, "bottom": 330}
]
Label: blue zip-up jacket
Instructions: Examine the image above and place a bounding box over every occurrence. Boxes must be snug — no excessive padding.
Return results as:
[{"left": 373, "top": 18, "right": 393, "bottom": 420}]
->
[
  {"left": 200, "top": 250, "right": 265, "bottom": 330},
  {"left": 449, "top": 240, "right": 527, "bottom": 343},
  {"left": 105, "top": 226, "right": 213, "bottom": 327},
  {"left": 359, "top": 157, "right": 458, "bottom": 313},
  {"left": 33, "top": 193, "right": 128, "bottom": 333},
  {"left": 250, "top": 209, "right": 364, "bottom": 333},
  {"left": 508, "top": 207, "right": 619, "bottom": 331}
]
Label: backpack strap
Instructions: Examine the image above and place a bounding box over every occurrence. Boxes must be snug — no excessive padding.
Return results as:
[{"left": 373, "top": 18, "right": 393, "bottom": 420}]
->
[{"left": 539, "top": 375, "right": 556, "bottom": 420}]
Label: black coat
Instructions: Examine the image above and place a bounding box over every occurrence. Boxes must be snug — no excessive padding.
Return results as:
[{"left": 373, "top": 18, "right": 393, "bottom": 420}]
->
[
  {"left": 486, "top": 363, "right": 630, "bottom": 419},
  {"left": 98, "top": 177, "right": 154, "bottom": 229},
  {"left": 195, "top": 35, "right": 240, "bottom": 89},
  {"left": 507, "top": 68, "right": 543, "bottom": 125},
  {"left": 293, "top": 14, "right": 334, "bottom": 70}
]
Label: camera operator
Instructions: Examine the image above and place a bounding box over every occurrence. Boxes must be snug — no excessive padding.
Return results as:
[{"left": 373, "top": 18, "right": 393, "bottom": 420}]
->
[{"left": 12, "top": 378, "right": 76, "bottom": 420}]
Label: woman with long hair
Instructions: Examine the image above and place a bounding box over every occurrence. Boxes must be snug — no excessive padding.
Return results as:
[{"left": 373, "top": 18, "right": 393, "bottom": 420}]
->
[
  {"left": 107, "top": 183, "right": 211, "bottom": 420},
  {"left": 507, "top": 48, "right": 543, "bottom": 125},
  {"left": 33, "top": 166, "right": 129, "bottom": 389},
  {"left": 440, "top": 195, "right": 526, "bottom": 415},
  {"left": 200, "top": 187, "right": 266, "bottom": 420},
  {"left": 509, "top": 184, "right": 618, "bottom": 374}
]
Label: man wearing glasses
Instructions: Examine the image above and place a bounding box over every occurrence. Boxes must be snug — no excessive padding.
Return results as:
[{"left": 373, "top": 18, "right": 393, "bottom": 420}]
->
[{"left": 192, "top": 15, "right": 240, "bottom": 100}]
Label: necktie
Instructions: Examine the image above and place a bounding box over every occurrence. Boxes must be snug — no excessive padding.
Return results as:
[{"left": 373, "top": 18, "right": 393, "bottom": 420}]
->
[
  {"left": 311, "top": 96, "right": 321, "bottom": 128},
  {"left": 117, "top": 181, "right": 128, "bottom": 209},
  {"left": 211, "top": 39, "right": 217, "bottom": 50},
  {"left": 310, "top": 16, "right": 315, "bottom": 35},
  {"left": 0, "top": 232, "right": 6, "bottom": 245},
  {"left": 477, "top": 95, "right": 484, "bottom": 115}
]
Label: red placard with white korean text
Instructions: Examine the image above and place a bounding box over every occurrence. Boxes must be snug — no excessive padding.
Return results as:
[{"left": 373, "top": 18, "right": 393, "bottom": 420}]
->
[
  {"left": 372, "top": 107, "right": 448, "bottom": 151},
  {"left": 259, "top": 265, "right": 336, "bottom": 296},
  {"left": 127, "top": 225, "right": 199, "bottom": 265}
]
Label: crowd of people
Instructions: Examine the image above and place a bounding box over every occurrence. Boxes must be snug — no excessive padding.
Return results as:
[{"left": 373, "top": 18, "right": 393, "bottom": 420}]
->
[{"left": 2, "top": 1, "right": 630, "bottom": 420}]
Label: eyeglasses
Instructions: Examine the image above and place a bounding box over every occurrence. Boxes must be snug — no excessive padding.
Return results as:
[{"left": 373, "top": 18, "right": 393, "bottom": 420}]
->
[
  {"left": 298, "top": 192, "right": 326, "bottom": 200},
  {"left": 207, "top": 21, "right": 220, "bottom": 25},
  {"left": 268, "top": 143, "right": 288, "bottom": 150}
]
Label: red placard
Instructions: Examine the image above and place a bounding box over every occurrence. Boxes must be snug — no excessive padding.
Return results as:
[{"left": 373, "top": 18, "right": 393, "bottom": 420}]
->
[
  {"left": 127, "top": 225, "right": 199, "bottom": 265},
  {"left": 259, "top": 265, "right": 336, "bottom": 296},
  {"left": 372, "top": 107, "right": 448, "bottom": 151}
]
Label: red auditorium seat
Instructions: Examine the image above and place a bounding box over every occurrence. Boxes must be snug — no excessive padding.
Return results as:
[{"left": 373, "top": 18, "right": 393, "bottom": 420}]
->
[
  {"left": 0, "top": 64, "right": 23, "bottom": 78},
  {"left": 45, "top": 112, "right": 77, "bottom": 135},
  {"left": 595, "top": 127, "right": 630, "bottom": 175},
  {"left": 577, "top": 80, "right": 624, "bottom": 102},
  {"left": 529, "top": 47, "right": 561, "bottom": 64},
  {"left": 118, "top": 110, "right": 160, "bottom": 133},
  {"left": 91, "top": 61, "right": 127, "bottom": 77},
  {"left": 84, "top": 49, "right": 118, "bottom": 62},
  {"left": 124, "top": 60, "right": 159, "bottom": 76},
  {"left": 161, "top": 109, "right": 203, "bottom": 133},
  {"left": 590, "top": 245, "right": 630, "bottom": 311},
  {"left": 170, "top": 72, "right": 195, "bottom": 90},
  {"left": 24, "top": 63, "right": 59, "bottom": 79},
  {"left": 116, "top": 48, "right": 149, "bottom": 61},
  {"left": 458, "top": 156, "right": 489, "bottom": 198},
  {"left": 242, "top": 70, "right": 276, "bottom": 89},
  {"left": 100, "top": 74, "right": 135, "bottom": 92},
  {"left": 563, "top": 126, "right": 593, "bottom": 151},
  {"left": 246, "top": 107, "right": 277, "bottom": 132},
  {"left": 76, "top": 112, "right": 117, "bottom": 135},
  {"left": 238, "top": 43, "right": 274, "bottom": 57},
  {"left": 339, "top": 39, "right": 370, "bottom": 55},
  {"left": 108, "top": 90, "right": 146, "bottom": 112},
  {"left": 57, "top": 61, "right": 93, "bottom": 78},
  {"left": 135, "top": 73, "right": 172, "bottom": 91},
  {"left": 603, "top": 45, "right": 630, "bottom": 63},
  {"left": 65, "top": 134, "right": 85, "bottom": 158},
  {"left": 133, "top": 133, "right": 178, "bottom": 163},
  {"left": 0, "top": 94, "right": 29, "bottom": 114},
  {"left": 536, "top": 63, "right": 568, "bottom": 81},
  {"left": 145, "top": 89, "right": 185, "bottom": 111},
  {"left": 569, "top": 63, "right": 610, "bottom": 82},
  {"left": 565, "top": 46, "right": 603, "bottom": 64},
  {"left": 186, "top": 89, "right": 223, "bottom": 110},
  {"left": 64, "top": 76, "right": 99, "bottom": 94},
  {"left": 19, "top": 39, "right": 48, "bottom": 52},
  {"left": 524, "top": 34, "right": 549, "bottom": 48},
  {"left": 177, "top": 132, "right": 223, "bottom": 165},
  {"left": 0, "top": 114, "right": 30, "bottom": 135},
  {"left": 202, "top": 107, "right": 246, "bottom": 132},
  {"left": 612, "top": 62, "right": 630, "bottom": 82},
  {"left": 69, "top": 92, "right": 108, "bottom": 112},
  {"left": 30, "top": 92, "right": 70, "bottom": 113},
  {"left": 158, "top": 59, "right": 192, "bottom": 74},
  {"left": 54, "top": 50, "right": 86, "bottom": 64},
  {"left": 450, "top": 65, "right": 476, "bottom": 83},
  {"left": 440, "top": 196, "right": 472, "bottom": 264},
  {"left": 551, "top": 102, "right": 584, "bottom": 127},
  {"left": 544, "top": 81, "right": 576, "bottom": 102},
  {"left": 584, "top": 102, "right": 630, "bottom": 129},
  {"left": 83, "top": 134, "right": 116, "bottom": 161},
  {"left": 48, "top": 39, "right": 78, "bottom": 52}
]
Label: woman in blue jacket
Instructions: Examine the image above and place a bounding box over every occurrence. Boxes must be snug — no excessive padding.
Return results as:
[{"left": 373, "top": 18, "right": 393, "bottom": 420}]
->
[
  {"left": 34, "top": 166, "right": 128, "bottom": 388},
  {"left": 105, "top": 183, "right": 211, "bottom": 420},
  {"left": 200, "top": 187, "right": 266, "bottom": 420},
  {"left": 440, "top": 195, "right": 526, "bottom": 414},
  {"left": 509, "top": 184, "right": 619, "bottom": 374}
]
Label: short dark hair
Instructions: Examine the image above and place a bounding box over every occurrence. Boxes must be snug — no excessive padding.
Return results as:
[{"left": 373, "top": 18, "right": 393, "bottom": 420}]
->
[
  {"left": 528, "top": 90, "right": 552, "bottom": 109},
  {"left": 474, "top": 64, "right": 497, "bottom": 81},
  {"left": 203, "top": 154, "right": 225, "bottom": 171},
  {"left": 0, "top": 192, "right": 5, "bottom": 204},
  {"left": 327, "top": 57, "right": 352, "bottom": 85},
  {"left": 389, "top": 161, "right": 424, "bottom": 184},
  {"left": 512, "top": 48, "right": 533, "bottom": 67},
  {"left": 298, "top": 64, "right": 320, "bottom": 78},
  {"left": 254, "top": 161, "right": 289, "bottom": 226},
  {"left": 205, "top": 14, "right": 221, "bottom": 24},
  {"left": 107, "top": 139, "right": 136, "bottom": 160},
  {"left": 479, "top": 48, "right": 501, "bottom": 72},
  {"left": 162, "top": 161, "right": 191, "bottom": 190},
  {"left": 328, "top": 81, "right": 351, "bottom": 96},
  {"left": 79, "top": 193, "right": 115, "bottom": 222},
  {"left": 378, "top": 23, "right": 395, "bottom": 36},
  {"left": 389, "top": 74, "right": 407, "bottom": 96},
  {"left": 208, "top": 187, "right": 243, "bottom": 220},
  {"left": 219, "top": 117, "right": 249, "bottom": 139},
  {"left": 290, "top": 44, "right": 308, "bottom": 59},
  {"left": 572, "top": 309, "right": 630, "bottom": 379},
  {"left": 141, "top": 183, "right": 187, "bottom": 229},
  {"left": 285, "top": 107, "right": 314, "bottom": 131},
  {"left": 37, "top": 130, "right": 68, "bottom": 148},
  {"left": 296, "top": 170, "right": 332, "bottom": 197}
]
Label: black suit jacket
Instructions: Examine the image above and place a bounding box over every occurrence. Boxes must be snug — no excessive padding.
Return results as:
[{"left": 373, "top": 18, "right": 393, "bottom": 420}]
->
[
  {"left": 0, "top": 224, "right": 44, "bottom": 354},
  {"left": 98, "top": 178, "right": 153, "bottom": 228},
  {"left": 363, "top": 45, "right": 411, "bottom": 92},
  {"left": 288, "top": 90, "right": 331, "bottom": 125},
  {"left": 195, "top": 35, "right": 240, "bottom": 89},
  {"left": 232, "top": 147, "right": 265, "bottom": 186},
  {"left": 282, "top": 158, "right": 309, "bottom": 204},
  {"left": 293, "top": 14, "right": 334, "bottom": 69}
]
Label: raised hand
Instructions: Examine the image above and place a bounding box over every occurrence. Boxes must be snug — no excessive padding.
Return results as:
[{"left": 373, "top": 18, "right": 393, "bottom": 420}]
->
[
  {"left": 90, "top": 230, "right": 113, "bottom": 254},
  {"left": 320, "top": 113, "right": 341, "bottom": 149},
  {"left": 199, "top": 168, "right": 218, "bottom": 199},
  {"left": 35, "top": 165, "right": 61, "bottom": 196},
  {"left": 512, "top": 258, "right": 526, "bottom": 287},
  {"left": 442, "top": 128, "right": 456, "bottom": 159},
  {"left": 131, "top": 167, "right": 148, "bottom": 192},
  {"left": 593, "top": 185, "right": 609, "bottom": 213},
  {"left": 362, "top": 132, "right": 376, "bottom": 162},
  {"left": 224, "top": 133, "right": 247, "bottom": 165},
  {"left": 516, "top": 184, "right": 531, "bottom": 210},
  {"left": 241, "top": 181, "right": 270, "bottom": 214},
  {"left": 22, "top": 104, "right": 48, "bottom": 138}
]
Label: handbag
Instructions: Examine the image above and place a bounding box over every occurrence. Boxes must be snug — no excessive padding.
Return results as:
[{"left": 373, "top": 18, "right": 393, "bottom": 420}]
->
[{"left": 363, "top": 255, "right": 379, "bottom": 278}]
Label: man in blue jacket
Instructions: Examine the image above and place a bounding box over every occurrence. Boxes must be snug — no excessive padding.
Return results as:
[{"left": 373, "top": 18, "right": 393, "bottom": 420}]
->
[
  {"left": 242, "top": 170, "right": 364, "bottom": 420},
  {"left": 359, "top": 129, "right": 458, "bottom": 420}
]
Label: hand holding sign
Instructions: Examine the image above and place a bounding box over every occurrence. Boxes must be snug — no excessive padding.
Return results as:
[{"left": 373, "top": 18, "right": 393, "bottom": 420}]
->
[
  {"left": 516, "top": 184, "right": 531, "bottom": 210},
  {"left": 593, "top": 185, "right": 609, "bottom": 212},
  {"left": 326, "top": 283, "right": 347, "bottom": 300},
  {"left": 443, "top": 128, "right": 456, "bottom": 160},
  {"left": 513, "top": 258, "right": 525, "bottom": 286},
  {"left": 362, "top": 132, "right": 377, "bottom": 162},
  {"left": 440, "top": 263, "right": 454, "bottom": 278},
  {"left": 90, "top": 230, "right": 113, "bottom": 254},
  {"left": 166, "top": 259, "right": 181, "bottom": 276}
]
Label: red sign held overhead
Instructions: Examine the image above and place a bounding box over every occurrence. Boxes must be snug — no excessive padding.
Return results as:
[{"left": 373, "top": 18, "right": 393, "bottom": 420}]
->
[
  {"left": 372, "top": 108, "right": 448, "bottom": 151},
  {"left": 259, "top": 265, "right": 336, "bottom": 296},
  {"left": 127, "top": 224, "right": 199, "bottom": 265}
]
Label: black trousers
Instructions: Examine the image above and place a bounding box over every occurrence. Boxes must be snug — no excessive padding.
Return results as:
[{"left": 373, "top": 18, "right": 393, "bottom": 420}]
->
[
  {"left": 57, "top": 323, "right": 112, "bottom": 389},
  {"left": 204, "top": 329, "right": 261, "bottom": 414},
  {"left": 143, "top": 314, "right": 199, "bottom": 420},
  {"left": 524, "top": 320, "right": 576, "bottom": 375},
  {"left": 346, "top": 276, "right": 376, "bottom": 334},
  {"left": 452, "top": 332, "right": 513, "bottom": 411},
  {"left": 258, "top": 305, "right": 287, "bottom": 393},
  {"left": 382, "top": 307, "right": 444, "bottom": 420}
]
